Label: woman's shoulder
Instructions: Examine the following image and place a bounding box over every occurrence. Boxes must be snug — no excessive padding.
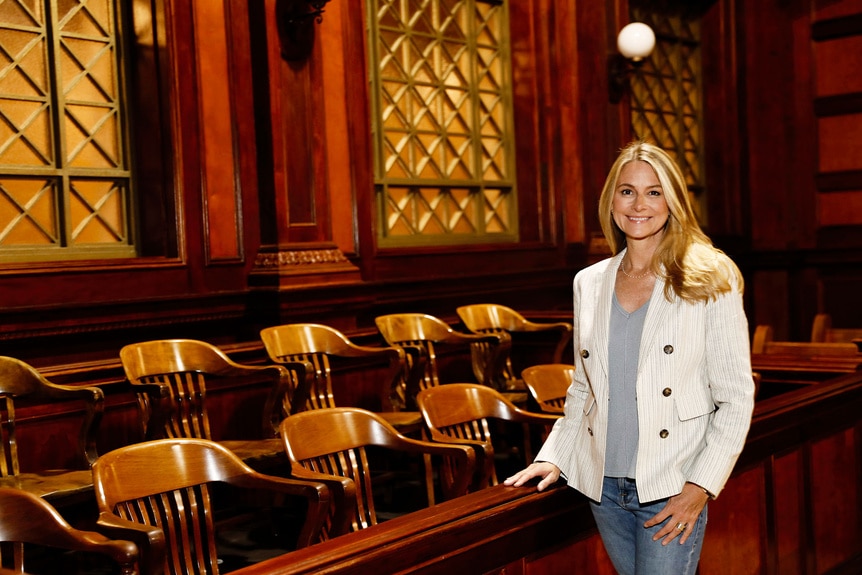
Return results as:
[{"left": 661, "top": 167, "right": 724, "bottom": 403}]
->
[{"left": 574, "top": 255, "right": 619, "bottom": 281}]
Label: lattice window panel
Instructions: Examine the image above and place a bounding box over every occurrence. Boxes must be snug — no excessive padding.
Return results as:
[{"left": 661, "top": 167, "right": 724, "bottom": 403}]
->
[
  {"left": 0, "top": 0, "right": 133, "bottom": 261},
  {"left": 369, "top": 0, "right": 518, "bottom": 246},
  {"left": 629, "top": 7, "right": 707, "bottom": 226}
]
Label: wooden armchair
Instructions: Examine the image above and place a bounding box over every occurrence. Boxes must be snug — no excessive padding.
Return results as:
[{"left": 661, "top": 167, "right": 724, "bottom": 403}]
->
[
  {"left": 416, "top": 383, "right": 559, "bottom": 488},
  {"left": 120, "top": 339, "right": 311, "bottom": 465},
  {"left": 0, "top": 356, "right": 104, "bottom": 504},
  {"left": 259, "top": 323, "right": 423, "bottom": 432},
  {"left": 91, "top": 438, "right": 331, "bottom": 575},
  {"left": 0, "top": 487, "right": 138, "bottom": 575},
  {"left": 374, "top": 313, "right": 513, "bottom": 404},
  {"left": 520, "top": 363, "right": 575, "bottom": 415},
  {"left": 456, "top": 304, "right": 573, "bottom": 393},
  {"left": 280, "top": 407, "right": 474, "bottom": 539}
]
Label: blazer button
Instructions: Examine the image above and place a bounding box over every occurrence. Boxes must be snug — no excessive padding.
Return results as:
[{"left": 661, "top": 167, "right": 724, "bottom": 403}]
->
[
  {"left": 587, "top": 427, "right": 593, "bottom": 436},
  {"left": 659, "top": 429, "right": 669, "bottom": 438},
  {"left": 663, "top": 345, "right": 674, "bottom": 354},
  {"left": 662, "top": 387, "right": 672, "bottom": 397},
  {"left": 581, "top": 349, "right": 590, "bottom": 359}
]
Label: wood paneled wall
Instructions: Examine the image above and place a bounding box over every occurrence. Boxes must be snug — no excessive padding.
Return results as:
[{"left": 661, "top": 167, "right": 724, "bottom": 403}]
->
[{"left": 0, "top": 0, "right": 859, "bottom": 372}]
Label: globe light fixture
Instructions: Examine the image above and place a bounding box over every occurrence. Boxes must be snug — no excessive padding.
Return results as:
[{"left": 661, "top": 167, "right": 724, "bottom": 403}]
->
[{"left": 609, "top": 22, "right": 656, "bottom": 103}]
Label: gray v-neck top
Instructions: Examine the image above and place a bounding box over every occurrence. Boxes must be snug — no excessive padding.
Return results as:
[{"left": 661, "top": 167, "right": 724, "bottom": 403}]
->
[{"left": 604, "top": 291, "right": 650, "bottom": 478}]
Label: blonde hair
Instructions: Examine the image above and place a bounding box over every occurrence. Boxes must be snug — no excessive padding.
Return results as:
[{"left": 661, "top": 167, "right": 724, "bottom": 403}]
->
[{"left": 598, "top": 141, "right": 743, "bottom": 303}]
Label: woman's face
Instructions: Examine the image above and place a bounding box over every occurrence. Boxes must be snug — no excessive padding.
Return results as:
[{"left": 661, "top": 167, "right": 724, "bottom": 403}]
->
[{"left": 611, "top": 160, "right": 669, "bottom": 245}]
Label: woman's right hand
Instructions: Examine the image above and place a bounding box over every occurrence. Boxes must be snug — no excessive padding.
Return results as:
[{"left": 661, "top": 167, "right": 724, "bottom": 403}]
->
[{"left": 503, "top": 462, "right": 561, "bottom": 491}]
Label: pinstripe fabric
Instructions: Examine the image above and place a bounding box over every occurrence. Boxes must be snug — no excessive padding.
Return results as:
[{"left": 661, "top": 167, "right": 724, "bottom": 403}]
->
[{"left": 535, "top": 249, "right": 755, "bottom": 503}]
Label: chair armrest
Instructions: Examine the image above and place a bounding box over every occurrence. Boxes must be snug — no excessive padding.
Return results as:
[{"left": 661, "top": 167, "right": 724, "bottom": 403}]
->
[{"left": 96, "top": 513, "right": 166, "bottom": 575}]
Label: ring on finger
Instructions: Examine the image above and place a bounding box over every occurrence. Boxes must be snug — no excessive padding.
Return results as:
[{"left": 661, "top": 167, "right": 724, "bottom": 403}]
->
[{"left": 675, "top": 522, "right": 687, "bottom": 532}]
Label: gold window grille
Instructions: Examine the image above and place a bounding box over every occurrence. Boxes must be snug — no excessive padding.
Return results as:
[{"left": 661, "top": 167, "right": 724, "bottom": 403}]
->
[
  {"left": 368, "top": 0, "right": 518, "bottom": 247},
  {"left": 629, "top": 5, "right": 707, "bottom": 226},
  {"left": 0, "top": 0, "right": 134, "bottom": 262}
]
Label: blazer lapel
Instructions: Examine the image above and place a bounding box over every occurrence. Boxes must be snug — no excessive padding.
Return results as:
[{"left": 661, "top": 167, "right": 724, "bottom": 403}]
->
[
  {"left": 638, "top": 273, "right": 672, "bottom": 372},
  {"left": 593, "top": 251, "right": 625, "bottom": 381}
]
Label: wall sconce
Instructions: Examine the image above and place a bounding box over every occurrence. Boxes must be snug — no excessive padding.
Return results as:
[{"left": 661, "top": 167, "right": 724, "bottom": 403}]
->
[
  {"left": 608, "top": 22, "right": 656, "bottom": 104},
  {"left": 275, "top": 0, "right": 332, "bottom": 61}
]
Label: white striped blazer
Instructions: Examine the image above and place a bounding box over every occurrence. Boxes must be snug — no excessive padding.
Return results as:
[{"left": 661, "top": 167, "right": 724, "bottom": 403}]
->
[{"left": 535, "top": 249, "right": 755, "bottom": 503}]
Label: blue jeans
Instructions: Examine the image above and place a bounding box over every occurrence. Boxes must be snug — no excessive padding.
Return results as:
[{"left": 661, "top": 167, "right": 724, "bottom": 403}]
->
[{"left": 589, "top": 476, "right": 706, "bottom": 575}]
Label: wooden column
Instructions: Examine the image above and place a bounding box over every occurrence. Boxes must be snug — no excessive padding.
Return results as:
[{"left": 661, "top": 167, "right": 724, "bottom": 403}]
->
[{"left": 248, "top": 0, "right": 361, "bottom": 297}]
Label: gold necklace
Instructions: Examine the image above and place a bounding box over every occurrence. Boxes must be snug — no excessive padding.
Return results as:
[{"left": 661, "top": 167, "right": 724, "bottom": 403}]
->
[{"left": 618, "top": 260, "right": 652, "bottom": 280}]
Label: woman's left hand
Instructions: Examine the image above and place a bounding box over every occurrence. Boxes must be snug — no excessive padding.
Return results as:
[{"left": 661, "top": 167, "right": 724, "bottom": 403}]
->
[{"left": 644, "top": 482, "right": 710, "bottom": 546}]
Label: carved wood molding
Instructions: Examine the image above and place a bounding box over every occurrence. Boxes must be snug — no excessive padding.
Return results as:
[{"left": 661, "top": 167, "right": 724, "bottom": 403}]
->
[
  {"left": 250, "top": 244, "right": 362, "bottom": 289},
  {"left": 253, "top": 247, "right": 349, "bottom": 267}
]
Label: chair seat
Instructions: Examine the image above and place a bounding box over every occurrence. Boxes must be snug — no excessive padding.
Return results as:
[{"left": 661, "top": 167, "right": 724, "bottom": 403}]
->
[
  {"left": 219, "top": 438, "right": 286, "bottom": 465},
  {"left": 378, "top": 411, "right": 424, "bottom": 433},
  {"left": 0, "top": 470, "right": 94, "bottom": 504}
]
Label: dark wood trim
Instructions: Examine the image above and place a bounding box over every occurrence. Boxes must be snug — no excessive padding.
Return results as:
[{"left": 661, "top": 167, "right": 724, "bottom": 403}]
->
[
  {"left": 814, "top": 93, "right": 862, "bottom": 117},
  {"left": 812, "top": 14, "right": 862, "bottom": 41},
  {"left": 816, "top": 170, "right": 862, "bottom": 192}
]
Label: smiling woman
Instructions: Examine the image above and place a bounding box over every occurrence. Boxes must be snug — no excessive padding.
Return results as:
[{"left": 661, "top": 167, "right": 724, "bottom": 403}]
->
[{"left": 504, "top": 140, "right": 755, "bottom": 575}]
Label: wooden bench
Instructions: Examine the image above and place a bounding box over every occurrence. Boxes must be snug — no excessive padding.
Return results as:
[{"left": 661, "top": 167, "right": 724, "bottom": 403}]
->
[
  {"left": 751, "top": 325, "right": 862, "bottom": 398},
  {"left": 810, "top": 313, "right": 862, "bottom": 350}
]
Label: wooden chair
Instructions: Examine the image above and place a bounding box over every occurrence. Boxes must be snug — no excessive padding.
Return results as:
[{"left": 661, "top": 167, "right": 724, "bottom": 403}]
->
[
  {"left": 0, "top": 487, "right": 139, "bottom": 575},
  {"left": 279, "top": 407, "right": 474, "bottom": 539},
  {"left": 259, "top": 323, "right": 423, "bottom": 432},
  {"left": 416, "top": 383, "right": 560, "bottom": 488},
  {"left": 374, "top": 313, "right": 514, "bottom": 404},
  {"left": 0, "top": 356, "right": 105, "bottom": 504},
  {"left": 456, "top": 304, "right": 573, "bottom": 393},
  {"left": 810, "top": 313, "right": 862, "bottom": 349},
  {"left": 91, "top": 438, "right": 331, "bottom": 575},
  {"left": 120, "top": 339, "right": 311, "bottom": 465},
  {"left": 520, "top": 363, "right": 575, "bottom": 415}
]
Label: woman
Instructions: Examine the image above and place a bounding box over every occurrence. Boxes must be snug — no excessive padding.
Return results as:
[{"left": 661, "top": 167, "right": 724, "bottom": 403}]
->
[{"left": 504, "top": 141, "right": 755, "bottom": 574}]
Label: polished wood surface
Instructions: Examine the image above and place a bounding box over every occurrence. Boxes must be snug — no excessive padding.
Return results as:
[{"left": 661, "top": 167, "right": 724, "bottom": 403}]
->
[
  {"left": 280, "top": 407, "right": 474, "bottom": 539},
  {"left": 260, "top": 323, "right": 422, "bottom": 430},
  {"left": 456, "top": 304, "right": 573, "bottom": 394},
  {"left": 520, "top": 363, "right": 575, "bottom": 414},
  {"left": 375, "top": 313, "right": 520, "bottom": 404},
  {"left": 0, "top": 357, "right": 104, "bottom": 503},
  {"left": 810, "top": 313, "right": 862, "bottom": 346},
  {"left": 228, "top": 370, "right": 862, "bottom": 575},
  {"left": 416, "top": 383, "right": 559, "bottom": 488},
  {"left": 92, "top": 438, "right": 330, "bottom": 575},
  {"left": 0, "top": 487, "right": 138, "bottom": 575},
  {"left": 120, "top": 339, "right": 306, "bottom": 463}
]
